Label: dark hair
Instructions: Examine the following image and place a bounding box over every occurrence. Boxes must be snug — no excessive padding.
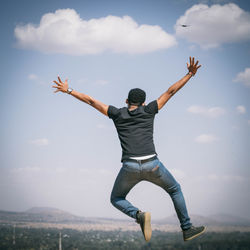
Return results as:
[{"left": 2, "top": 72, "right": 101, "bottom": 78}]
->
[{"left": 128, "top": 88, "right": 146, "bottom": 105}]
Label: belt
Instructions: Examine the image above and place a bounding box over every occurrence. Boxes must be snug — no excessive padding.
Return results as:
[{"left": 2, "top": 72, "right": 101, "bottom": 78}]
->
[{"left": 125, "top": 155, "right": 157, "bottom": 164}]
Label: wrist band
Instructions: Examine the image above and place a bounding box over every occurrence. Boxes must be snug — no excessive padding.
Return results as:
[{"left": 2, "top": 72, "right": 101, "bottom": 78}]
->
[
  {"left": 187, "top": 72, "right": 194, "bottom": 77},
  {"left": 67, "top": 88, "right": 73, "bottom": 94}
]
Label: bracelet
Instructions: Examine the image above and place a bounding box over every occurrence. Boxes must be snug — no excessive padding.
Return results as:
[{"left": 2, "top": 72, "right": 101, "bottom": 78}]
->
[
  {"left": 187, "top": 72, "right": 194, "bottom": 77},
  {"left": 67, "top": 88, "right": 73, "bottom": 94}
]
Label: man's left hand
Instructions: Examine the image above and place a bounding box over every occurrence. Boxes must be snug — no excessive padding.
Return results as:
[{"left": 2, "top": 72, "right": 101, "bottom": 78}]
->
[{"left": 52, "top": 76, "right": 68, "bottom": 93}]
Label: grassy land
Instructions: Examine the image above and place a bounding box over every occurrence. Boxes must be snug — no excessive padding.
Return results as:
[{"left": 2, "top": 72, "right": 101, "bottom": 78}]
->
[{"left": 1, "top": 226, "right": 250, "bottom": 250}]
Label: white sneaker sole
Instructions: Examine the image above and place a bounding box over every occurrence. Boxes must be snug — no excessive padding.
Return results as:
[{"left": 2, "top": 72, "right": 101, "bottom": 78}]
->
[
  {"left": 143, "top": 212, "right": 152, "bottom": 242},
  {"left": 184, "top": 227, "right": 205, "bottom": 241}
]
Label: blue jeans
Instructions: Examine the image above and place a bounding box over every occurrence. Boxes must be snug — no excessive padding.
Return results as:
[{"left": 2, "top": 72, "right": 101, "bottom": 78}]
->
[{"left": 110, "top": 157, "right": 192, "bottom": 230}]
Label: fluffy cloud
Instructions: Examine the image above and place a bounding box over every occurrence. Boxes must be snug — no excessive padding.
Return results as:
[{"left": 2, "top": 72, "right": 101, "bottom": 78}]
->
[
  {"left": 208, "top": 174, "right": 249, "bottom": 182},
  {"left": 175, "top": 3, "right": 250, "bottom": 48},
  {"left": 14, "top": 9, "right": 176, "bottom": 55},
  {"left": 28, "top": 74, "right": 38, "bottom": 80},
  {"left": 187, "top": 105, "right": 225, "bottom": 118},
  {"left": 11, "top": 166, "right": 41, "bottom": 173},
  {"left": 234, "top": 68, "right": 250, "bottom": 87},
  {"left": 236, "top": 105, "right": 246, "bottom": 114},
  {"left": 29, "top": 138, "right": 49, "bottom": 146},
  {"left": 195, "top": 134, "right": 218, "bottom": 143},
  {"left": 95, "top": 79, "right": 109, "bottom": 85},
  {"left": 170, "top": 168, "right": 186, "bottom": 180}
]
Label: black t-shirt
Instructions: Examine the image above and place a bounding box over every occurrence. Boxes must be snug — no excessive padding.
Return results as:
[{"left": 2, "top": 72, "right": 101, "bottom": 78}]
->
[{"left": 108, "top": 100, "right": 159, "bottom": 162}]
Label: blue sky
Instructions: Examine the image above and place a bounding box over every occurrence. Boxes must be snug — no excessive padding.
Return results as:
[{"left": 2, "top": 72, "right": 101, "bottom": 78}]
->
[{"left": 0, "top": 0, "right": 250, "bottom": 220}]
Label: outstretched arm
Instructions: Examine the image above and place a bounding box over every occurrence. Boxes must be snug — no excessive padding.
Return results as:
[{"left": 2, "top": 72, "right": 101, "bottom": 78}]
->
[
  {"left": 157, "top": 57, "right": 201, "bottom": 110},
  {"left": 52, "top": 76, "right": 109, "bottom": 116}
]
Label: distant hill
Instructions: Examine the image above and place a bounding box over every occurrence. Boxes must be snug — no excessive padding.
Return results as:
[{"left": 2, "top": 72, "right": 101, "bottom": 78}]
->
[
  {"left": 209, "top": 213, "right": 250, "bottom": 226},
  {"left": 155, "top": 213, "right": 250, "bottom": 227},
  {"left": 25, "top": 207, "right": 67, "bottom": 214},
  {"left": 1, "top": 207, "right": 250, "bottom": 227},
  {"left": 0, "top": 207, "right": 89, "bottom": 224}
]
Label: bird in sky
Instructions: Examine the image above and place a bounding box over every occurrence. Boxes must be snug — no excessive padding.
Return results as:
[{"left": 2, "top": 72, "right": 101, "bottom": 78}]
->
[{"left": 180, "top": 24, "right": 191, "bottom": 27}]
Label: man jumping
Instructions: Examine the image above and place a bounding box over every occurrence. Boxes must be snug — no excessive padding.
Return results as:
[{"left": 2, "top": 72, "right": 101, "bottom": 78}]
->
[{"left": 52, "top": 57, "right": 205, "bottom": 242}]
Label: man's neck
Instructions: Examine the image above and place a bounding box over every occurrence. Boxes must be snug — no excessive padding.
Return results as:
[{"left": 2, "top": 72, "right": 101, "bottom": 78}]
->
[{"left": 128, "top": 105, "right": 139, "bottom": 111}]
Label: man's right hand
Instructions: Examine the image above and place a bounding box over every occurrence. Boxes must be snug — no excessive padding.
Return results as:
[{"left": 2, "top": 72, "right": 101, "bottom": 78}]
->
[
  {"left": 187, "top": 57, "right": 201, "bottom": 76},
  {"left": 157, "top": 57, "right": 201, "bottom": 110},
  {"left": 52, "top": 76, "right": 68, "bottom": 93}
]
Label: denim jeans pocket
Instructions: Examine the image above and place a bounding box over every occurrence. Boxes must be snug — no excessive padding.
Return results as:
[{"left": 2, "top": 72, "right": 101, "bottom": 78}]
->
[
  {"left": 150, "top": 164, "right": 162, "bottom": 178},
  {"left": 143, "top": 160, "right": 162, "bottom": 178},
  {"left": 122, "top": 161, "right": 140, "bottom": 173}
]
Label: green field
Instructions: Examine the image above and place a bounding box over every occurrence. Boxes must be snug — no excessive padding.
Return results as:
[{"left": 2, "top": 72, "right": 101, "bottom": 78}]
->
[{"left": 1, "top": 226, "right": 250, "bottom": 250}]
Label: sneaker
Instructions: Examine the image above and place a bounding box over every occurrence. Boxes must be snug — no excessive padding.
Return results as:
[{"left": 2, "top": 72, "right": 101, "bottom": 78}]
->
[
  {"left": 183, "top": 226, "right": 205, "bottom": 241},
  {"left": 136, "top": 211, "right": 152, "bottom": 242}
]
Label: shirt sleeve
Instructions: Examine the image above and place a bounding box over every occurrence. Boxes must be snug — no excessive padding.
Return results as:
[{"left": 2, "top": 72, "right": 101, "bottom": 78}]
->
[
  {"left": 144, "top": 100, "right": 159, "bottom": 115},
  {"left": 108, "top": 105, "right": 120, "bottom": 119}
]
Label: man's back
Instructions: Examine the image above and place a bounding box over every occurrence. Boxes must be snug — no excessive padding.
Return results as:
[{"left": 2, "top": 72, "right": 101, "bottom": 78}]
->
[{"left": 108, "top": 100, "right": 158, "bottom": 161}]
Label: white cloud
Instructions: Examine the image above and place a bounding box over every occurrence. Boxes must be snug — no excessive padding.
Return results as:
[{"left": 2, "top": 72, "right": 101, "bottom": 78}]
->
[
  {"left": 175, "top": 3, "right": 250, "bottom": 48},
  {"left": 170, "top": 168, "right": 186, "bottom": 180},
  {"left": 221, "top": 175, "right": 247, "bottom": 182},
  {"left": 208, "top": 174, "right": 219, "bottom": 181},
  {"left": 95, "top": 79, "right": 109, "bottom": 85},
  {"left": 27, "top": 73, "right": 47, "bottom": 85},
  {"left": 14, "top": 9, "right": 176, "bottom": 55},
  {"left": 29, "top": 138, "right": 49, "bottom": 146},
  {"left": 11, "top": 166, "right": 41, "bottom": 173},
  {"left": 234, "top": 68, "right": 250, "bottom": 87},
  {"left": 195, "top": 134, "right": 218, "bottom": 143},
  {"left": 208, "top": 174, "right": 249, "bottom": 182},
  {"left": 187, "top": 105, "right": 225, "bottom": 118},
  {"left": 97, "top": 124, "right": 106, "bottom": 129},
  {"left": 96, "top": 123, "right": 112, "bottom": 130},
  {"left": 28, "top": 74, "right": 38, "bottom": 80},
  {"left": 199, "top": 0, "right": 232, "bottom": 3},
  {"left": 76, "top": 78, "right": 88, "bottom": 85},
  {"left": 10, "top": 166, "right": 112, "bottom": 178},
  {"left": 236, "top": 105, "right": 246, "bottom": 114}
]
